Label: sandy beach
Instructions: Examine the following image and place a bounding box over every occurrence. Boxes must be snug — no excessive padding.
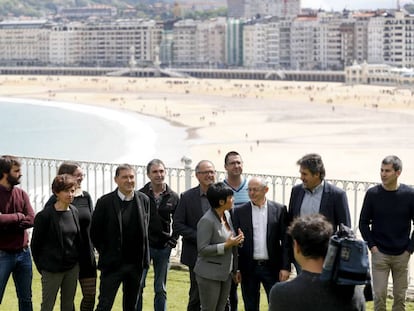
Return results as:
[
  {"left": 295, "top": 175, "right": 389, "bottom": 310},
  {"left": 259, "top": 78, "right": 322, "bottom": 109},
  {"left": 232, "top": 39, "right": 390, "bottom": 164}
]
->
[{"left": 2, "top": 74, "right": 414, "bottom": 184}]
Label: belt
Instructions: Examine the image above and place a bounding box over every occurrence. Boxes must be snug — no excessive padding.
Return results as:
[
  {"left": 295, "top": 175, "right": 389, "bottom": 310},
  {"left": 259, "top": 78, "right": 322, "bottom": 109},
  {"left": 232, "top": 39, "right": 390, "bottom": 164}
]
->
[{"left": 253, "top": 259, "right": 269, "bottom": 266}]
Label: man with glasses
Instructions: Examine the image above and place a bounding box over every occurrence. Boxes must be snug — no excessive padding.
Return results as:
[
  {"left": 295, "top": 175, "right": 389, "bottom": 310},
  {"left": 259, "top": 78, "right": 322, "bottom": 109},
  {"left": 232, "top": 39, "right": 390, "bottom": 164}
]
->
[
  {"left": 173, "top": 160, "right": 216, "bottom": 311},
  {"left": 232, "top": 177, "right": 290, "bottom": 311}
]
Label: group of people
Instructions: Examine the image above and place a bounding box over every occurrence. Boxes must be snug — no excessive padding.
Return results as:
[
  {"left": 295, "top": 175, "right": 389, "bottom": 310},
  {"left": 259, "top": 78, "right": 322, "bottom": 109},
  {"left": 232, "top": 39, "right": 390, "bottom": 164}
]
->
[{"left": 0, "top": 151, "right": 413, "bottom": 311}]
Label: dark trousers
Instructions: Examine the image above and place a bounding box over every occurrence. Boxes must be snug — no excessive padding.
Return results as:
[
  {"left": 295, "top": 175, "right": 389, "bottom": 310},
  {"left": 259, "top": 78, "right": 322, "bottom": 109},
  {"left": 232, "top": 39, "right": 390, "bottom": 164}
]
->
[
  {"left": 240, "top": 265, "right": 278, "bottom": 311},
  {"left": 225, "top": 280, "right": 238, "bottom": 311},
  {"left": 187, "top": 269, "right": 200, "bottom": 311},
  {"left": 95, "top": 264, "right": 142, "bottom": 311}
]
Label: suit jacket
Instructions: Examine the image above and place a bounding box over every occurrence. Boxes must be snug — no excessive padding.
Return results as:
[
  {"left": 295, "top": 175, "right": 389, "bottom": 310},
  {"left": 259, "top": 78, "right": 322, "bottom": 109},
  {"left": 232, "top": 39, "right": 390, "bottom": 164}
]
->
[
  {"left": 173, "top": 185, "right": 210, "bottom": 269},
  {"left": 232, "top": 200, "right": 290, "bottom": 274},
  {"left": 288, "top": 182, "right": 351, "bottom": 231},
  {"left": 194, "top": 209, "right": 238, "bottom": 281},
  {"left": 90, "top": 189, "right": 150, "bottom": 272}
]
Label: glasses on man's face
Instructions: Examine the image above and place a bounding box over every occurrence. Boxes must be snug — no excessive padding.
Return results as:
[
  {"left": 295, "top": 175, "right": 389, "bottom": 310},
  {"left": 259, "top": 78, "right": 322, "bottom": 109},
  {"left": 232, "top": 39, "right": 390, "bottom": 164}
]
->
[
  {"left": 197, "top": 170, "right": 216, "bottom": 175},
  {"left": 247, "top": 187, "right": 265, "bottom": 193}
]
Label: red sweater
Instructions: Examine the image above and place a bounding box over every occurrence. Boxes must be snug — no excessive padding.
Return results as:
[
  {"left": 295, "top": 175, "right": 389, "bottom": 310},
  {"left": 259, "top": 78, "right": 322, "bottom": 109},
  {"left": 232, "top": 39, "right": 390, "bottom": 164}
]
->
[{"left": 0, "top": 184, "right": 35, "bottom": 252}]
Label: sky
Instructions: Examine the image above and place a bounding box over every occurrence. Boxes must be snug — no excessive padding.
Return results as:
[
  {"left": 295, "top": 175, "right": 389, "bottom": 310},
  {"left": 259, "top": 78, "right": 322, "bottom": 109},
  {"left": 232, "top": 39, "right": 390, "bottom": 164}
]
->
[{"left": 301, "top": 0, "right": 409, "bottom": 11}]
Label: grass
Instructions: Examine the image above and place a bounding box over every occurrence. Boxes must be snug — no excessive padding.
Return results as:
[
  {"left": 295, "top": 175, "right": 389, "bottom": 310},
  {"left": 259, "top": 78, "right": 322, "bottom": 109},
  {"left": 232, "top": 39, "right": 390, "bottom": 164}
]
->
[{"left": 4, "top": 264, "right": 414, "bottom": 310}]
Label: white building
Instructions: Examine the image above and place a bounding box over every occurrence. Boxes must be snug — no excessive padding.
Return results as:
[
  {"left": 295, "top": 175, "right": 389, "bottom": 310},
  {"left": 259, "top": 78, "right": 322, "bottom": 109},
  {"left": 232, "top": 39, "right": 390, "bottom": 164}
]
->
[
  {"left": 228, "top": 0, "right": 300, "bottom": 19},
  {"left": 0, "top": 20, "right": 51, "bottom": 65}
]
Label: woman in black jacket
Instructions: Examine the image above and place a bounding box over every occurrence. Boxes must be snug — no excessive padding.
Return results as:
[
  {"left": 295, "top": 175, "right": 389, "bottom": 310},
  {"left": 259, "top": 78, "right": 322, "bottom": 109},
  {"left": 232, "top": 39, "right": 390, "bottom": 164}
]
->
[{"left": 31, "top": 174, "right": 82, "bottom": 311}]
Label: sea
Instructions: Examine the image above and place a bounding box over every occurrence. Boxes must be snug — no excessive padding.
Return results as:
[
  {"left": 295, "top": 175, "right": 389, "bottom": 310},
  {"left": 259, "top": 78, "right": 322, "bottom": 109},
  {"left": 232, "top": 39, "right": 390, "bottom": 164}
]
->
[{"left": 0, "top": 97, "right": 189, "bottom": 167}]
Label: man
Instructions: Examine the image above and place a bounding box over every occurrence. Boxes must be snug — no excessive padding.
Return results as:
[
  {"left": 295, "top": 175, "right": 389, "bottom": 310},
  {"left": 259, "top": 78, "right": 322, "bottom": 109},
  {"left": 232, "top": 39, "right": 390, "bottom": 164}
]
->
[
  {"left": 223, "top": 151, "right": 249, "bottom": 208},
  {"left": 269, "top": 214, "right": 365, "bottom": 311},
  {"left": 223, "top": 151, "right": 249, "bottom": 311},
  {"left": 0, "top": 155, "right": 35, "bottom": 311},
  {"left": 90, "top": 164, "right": 150, "bottom": 311},
  {"left": 288, "top": 153, "right": 351, "bottom": 231},
  {"left": 137, "top": 159, "right": 179, "bottom": 311},
  {"left": 359, "top": 155, "right": 414, "bottom": 311},
  {"left": 232, "top": 177, "right": 290, "bottom": 311},
  {"left": 173, "top": 160, "right": 216, "bottom": 311}
]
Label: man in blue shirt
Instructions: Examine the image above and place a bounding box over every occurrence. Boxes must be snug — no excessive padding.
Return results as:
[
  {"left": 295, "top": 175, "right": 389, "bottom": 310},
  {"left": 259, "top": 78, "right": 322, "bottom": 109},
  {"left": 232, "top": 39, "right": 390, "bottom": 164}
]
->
[{"left": 223, "top": 151, "right": 249, "bottom": 311}]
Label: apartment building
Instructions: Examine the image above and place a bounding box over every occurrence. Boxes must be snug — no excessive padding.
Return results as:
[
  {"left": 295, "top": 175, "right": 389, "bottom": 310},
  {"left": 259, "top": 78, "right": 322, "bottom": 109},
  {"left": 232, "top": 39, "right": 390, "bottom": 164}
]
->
[
  {"left": 383, "top": 11, "right": 414, "bottom": 68},
  {"left": 0, "top": 20, "right": 51, "bottom": 65},
  {"left": 290, "top": 16, "right": 318, "bottom": 70},
  {"left": 226, "top": 18, "right": 244, "bottom": 67},
  {"left": 195, "top": 18, "right": 226, "bottom": 67},
  {"left": 228, "top": 0, "right": 300, "bottom": 19}
]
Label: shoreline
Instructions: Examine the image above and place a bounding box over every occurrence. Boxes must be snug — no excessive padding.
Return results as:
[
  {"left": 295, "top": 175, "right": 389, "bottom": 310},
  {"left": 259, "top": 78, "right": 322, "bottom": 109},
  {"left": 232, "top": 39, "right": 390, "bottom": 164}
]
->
[{"left": 2, "top": 75, "right": 414, "bottom": 184}]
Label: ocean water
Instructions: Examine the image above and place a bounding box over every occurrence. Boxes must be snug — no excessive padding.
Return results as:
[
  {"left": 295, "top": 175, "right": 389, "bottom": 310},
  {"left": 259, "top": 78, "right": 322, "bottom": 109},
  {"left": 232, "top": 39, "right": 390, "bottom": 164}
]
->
[{"left": 0, "top": 97, "right": 189, "bottom": 167}]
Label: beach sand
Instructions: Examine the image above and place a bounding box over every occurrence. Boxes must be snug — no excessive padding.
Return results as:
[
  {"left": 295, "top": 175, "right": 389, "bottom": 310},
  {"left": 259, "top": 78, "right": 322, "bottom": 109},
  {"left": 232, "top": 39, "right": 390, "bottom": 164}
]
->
[{"left": 2, "top": 74, "right": 414, "bottom": 184}]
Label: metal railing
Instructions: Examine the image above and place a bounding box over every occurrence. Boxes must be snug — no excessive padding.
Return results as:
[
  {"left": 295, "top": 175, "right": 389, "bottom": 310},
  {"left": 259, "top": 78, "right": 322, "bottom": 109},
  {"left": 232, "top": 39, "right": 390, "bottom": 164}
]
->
[{"left": 18, "top": 156, "right": 413, "bottom": 288}]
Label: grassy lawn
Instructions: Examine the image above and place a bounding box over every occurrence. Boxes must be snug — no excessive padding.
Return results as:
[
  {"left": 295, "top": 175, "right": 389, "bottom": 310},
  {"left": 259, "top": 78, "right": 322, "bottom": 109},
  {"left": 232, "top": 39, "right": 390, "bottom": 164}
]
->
[{"left": 3, "top": 264, "right": 414, "bottom": 310}]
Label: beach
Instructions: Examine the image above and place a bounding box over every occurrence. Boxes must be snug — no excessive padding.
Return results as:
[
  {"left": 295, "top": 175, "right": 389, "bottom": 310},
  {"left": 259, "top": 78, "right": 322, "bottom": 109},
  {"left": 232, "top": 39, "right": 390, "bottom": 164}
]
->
[{"left": 1, "top": 74, "right": 414, "bottom": 184}]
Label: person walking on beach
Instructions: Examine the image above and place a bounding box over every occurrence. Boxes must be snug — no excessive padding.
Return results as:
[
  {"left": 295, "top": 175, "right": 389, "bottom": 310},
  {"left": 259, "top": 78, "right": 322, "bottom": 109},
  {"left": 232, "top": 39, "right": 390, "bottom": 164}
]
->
[
  {"left": 359, "top": 155, "right": 414, "bottom": 311},
  {"left": 31, "top": 174, "right": 82, "bottom": 311},
  {"left": 223, "top": 151, "right": 249, "bottom": 311},
  {"left": 232, "top": 177, "right": 290, "bottom": 311},
  {"left": 91, "top": 164, "right": 150, "bottom": 311},
  {"left": 173, "top": 160, "right": 216, "bottom": 311},
  {"left": 136, "top": 159, "right": 179, "bottom": 311},
  {"left": 45, "top": 161, "right": 97, "bottom": 311},
  {"left": 0, "top": 155, "right": 35, "bottom": 311},
  {"left": 269, "top": 214, "right": 365, "bottom": 311}
]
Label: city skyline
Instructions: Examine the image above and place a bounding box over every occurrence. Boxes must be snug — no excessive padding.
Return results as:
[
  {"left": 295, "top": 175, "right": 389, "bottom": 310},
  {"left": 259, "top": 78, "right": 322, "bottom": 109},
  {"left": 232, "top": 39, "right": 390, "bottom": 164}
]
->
[{"left": 301, "top": 0, "right": 405, "bottom": 11}]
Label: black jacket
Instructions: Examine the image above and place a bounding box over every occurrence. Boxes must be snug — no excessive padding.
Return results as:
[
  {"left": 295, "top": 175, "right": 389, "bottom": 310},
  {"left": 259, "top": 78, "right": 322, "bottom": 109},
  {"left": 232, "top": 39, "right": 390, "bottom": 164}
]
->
[
  {"left": 90, "top": 189, "right": 150, "bottom": 272},
  {"left": 31, "top": 203, "right": 82, "bottom": 273},
  {"left": 139, "top": 183, "right": 179, "bottom": 249}
]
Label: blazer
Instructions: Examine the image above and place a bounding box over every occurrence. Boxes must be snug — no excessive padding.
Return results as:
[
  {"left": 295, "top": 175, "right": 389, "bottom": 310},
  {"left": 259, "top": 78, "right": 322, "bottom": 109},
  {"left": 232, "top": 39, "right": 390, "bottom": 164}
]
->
[
  {"left": 288, "top": 182, "right": 351, "bottom": 231},
  {"left": 31, "top": 203, "right": 82, "bottom": 273},
  {"left": 90, "top": 189, "right": 150, "bottom": 272},
  {"left": 173, "top": 185, "right": 209, "bottom": 269},
  {"left": 194, "top": 208, "right": 238, "bottom": 281},
  {"left": 232, "top": 200, "right": 290, "bottom": 274}
]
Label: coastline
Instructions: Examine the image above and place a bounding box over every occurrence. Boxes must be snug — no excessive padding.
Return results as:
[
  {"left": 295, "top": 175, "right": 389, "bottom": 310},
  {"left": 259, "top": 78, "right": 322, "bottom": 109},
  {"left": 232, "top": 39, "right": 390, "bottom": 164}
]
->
[{"left": 2, "top": 75, "right": 414, "bottom": 184}]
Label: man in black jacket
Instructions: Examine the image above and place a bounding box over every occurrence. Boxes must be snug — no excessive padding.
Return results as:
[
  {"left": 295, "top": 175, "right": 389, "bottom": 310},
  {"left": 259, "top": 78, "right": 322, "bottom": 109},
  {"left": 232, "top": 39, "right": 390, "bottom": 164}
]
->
[
  {"left": 136, "top": 159, "right": 179, "bottom": 311},
  {"left": 91, "top": 164, "right": 150, "bottom": 311}
]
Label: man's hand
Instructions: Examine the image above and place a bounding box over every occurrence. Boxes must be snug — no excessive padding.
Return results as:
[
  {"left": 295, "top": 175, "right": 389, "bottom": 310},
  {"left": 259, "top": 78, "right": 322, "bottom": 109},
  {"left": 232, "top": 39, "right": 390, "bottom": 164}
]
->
[
  {"left": 165, "top": 238, "right": 177, "bottom": 249},
  {"left": 279, "top": 269, "right": 290, "bottom": 282}
]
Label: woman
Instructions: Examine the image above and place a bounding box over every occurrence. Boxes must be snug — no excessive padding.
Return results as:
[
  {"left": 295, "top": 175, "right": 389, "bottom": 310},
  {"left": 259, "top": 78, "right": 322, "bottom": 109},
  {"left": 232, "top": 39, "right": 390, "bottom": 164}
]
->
[
  {"left": 31, "top": 174, "right": 82, "bottom": 311},
  {"left": 194, "top": 182, "right": 244, "bottom": 311},
  {"left": 46, "top": 161, "right": 97, "bottom": 311}
]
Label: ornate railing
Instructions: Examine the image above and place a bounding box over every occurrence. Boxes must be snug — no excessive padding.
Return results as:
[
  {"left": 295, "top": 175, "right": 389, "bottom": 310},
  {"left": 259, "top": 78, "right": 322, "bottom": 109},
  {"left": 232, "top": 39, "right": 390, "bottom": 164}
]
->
[{"left": 18, "top": 156, "right": 413, "bottom": 288}]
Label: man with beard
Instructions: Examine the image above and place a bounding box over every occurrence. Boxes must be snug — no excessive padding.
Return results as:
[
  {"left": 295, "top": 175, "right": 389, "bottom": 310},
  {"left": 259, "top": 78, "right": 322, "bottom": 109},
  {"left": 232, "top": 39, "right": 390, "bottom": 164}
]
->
[
  {"left": 173, "top": 160, "right": 216, "bottom": 311},
  {"left": 0, "top": 155, "right": 35, "bottom": 311}
]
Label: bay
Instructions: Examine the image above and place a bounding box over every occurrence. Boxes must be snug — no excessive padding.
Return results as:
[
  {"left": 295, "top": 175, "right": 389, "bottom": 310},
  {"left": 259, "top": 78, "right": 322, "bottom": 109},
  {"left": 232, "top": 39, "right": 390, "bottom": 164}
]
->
[{"left": 0, "top": 98, "right": 189, "bottom": 167}]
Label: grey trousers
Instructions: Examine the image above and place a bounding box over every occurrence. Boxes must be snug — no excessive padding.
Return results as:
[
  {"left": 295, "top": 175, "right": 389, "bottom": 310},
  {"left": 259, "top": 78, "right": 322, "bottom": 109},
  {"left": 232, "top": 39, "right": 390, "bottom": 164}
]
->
[
  {"left": 196, "top": 273, "right": 232, "bottom": 311},
  {"left": 40, "top": 264, "right": 79, "bottom": 311}
]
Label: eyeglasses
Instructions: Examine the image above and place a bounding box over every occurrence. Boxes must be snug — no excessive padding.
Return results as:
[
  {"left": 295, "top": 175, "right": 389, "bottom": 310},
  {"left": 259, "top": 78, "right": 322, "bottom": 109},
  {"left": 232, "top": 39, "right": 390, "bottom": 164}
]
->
[
  {"left": 197, "top": 170, "right": 216, "bottom": 175},
  {"left": 247, "top": 187, "right": 265, "bottom": 192}
]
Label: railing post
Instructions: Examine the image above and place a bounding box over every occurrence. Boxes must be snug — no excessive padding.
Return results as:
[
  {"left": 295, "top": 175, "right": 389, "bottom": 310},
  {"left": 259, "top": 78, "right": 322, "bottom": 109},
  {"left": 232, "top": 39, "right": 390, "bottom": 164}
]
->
[{"left": 181, "top": 156, "right": 193, "bottom": 191}]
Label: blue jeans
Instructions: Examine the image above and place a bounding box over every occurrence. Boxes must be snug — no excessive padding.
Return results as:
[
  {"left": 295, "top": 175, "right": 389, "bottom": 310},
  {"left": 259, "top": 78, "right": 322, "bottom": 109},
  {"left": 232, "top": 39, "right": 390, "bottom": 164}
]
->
[
  {"left": 136, "top": 246, "right": 171, "bottom": 311},
  {"left": 0, "top": 248, "right": 33, "bottom": 311}
]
